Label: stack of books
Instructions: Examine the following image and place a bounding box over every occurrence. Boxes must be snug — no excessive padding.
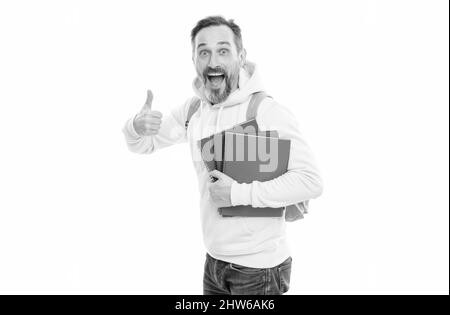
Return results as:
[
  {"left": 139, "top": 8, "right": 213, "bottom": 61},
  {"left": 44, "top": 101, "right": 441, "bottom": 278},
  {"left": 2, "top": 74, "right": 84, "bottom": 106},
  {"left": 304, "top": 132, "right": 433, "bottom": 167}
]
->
[{"left": 198, "top": 119, "right": 291, "bottom": 217}]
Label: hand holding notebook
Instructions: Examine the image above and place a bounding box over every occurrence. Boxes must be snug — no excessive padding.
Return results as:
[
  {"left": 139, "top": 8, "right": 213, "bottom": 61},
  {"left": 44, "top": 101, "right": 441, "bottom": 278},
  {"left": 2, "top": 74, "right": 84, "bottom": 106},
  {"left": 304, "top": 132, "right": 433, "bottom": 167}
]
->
[
  {"left": 219, "top": 132, "right": 291, "bottom": 217},
  {"left": 198, "top": 118, "right": 291, "bottom": 217}
]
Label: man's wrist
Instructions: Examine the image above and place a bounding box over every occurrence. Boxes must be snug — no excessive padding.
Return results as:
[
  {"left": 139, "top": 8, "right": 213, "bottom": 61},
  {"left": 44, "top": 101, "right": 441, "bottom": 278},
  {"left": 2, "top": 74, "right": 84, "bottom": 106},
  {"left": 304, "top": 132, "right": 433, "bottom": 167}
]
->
[{"left": 230, "top": 181, "right": 252, "bottom": 206}]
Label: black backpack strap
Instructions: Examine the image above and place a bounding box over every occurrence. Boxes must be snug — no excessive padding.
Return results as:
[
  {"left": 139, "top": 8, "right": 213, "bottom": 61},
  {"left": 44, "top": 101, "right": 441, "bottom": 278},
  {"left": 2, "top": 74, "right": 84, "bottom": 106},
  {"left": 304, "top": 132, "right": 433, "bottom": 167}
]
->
[
  {"left": 246, "top": 92, "right": 270, "bottom": 121},
  {"left": 185, "top": 97, "right": 201, "bottom": 130}
]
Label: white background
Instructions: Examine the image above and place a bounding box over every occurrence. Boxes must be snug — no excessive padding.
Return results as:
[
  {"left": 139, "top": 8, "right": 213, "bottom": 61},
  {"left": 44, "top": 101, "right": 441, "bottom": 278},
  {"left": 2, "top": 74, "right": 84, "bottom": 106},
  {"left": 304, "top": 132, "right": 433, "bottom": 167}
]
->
[{"left": 0, "top": 0, "right": 448, "bottom": 295}]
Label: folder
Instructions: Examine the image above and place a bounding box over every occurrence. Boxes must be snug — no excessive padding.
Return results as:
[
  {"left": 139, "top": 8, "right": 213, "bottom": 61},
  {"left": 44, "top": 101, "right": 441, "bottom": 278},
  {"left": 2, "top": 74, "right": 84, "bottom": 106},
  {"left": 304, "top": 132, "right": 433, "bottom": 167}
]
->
[
  {"left": 199, "top": 135, "right": 216, "bottom": 172},
  {"left": 214, "top": 128, "right": 279, "bottom": 172},
  {"left": 218, "top": 132, "right": 291, "bottom": 217},
  {"left": 198, "top": 119, "right": 260, "bottom": 173},
  {"left": 214, "top": 118, "right": 260, "bottom": 172},
  {"left": 198, "top": 119, "right": 291, "bottom": 217}
]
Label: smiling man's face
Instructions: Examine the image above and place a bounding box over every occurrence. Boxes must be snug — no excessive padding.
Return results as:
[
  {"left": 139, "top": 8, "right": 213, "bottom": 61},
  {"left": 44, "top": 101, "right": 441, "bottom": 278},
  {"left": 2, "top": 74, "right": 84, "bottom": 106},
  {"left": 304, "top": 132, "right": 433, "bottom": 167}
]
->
[{"left": 193, "top": 25, "right": 245, "bottom": 104}]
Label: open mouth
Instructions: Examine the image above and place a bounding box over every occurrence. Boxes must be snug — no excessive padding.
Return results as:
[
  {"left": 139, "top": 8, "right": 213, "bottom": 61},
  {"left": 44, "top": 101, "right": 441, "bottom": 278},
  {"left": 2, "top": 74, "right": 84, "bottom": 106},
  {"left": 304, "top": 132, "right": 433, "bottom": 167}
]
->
[{"left": 206, "top": 73, "right": 225, "bottom": 87}]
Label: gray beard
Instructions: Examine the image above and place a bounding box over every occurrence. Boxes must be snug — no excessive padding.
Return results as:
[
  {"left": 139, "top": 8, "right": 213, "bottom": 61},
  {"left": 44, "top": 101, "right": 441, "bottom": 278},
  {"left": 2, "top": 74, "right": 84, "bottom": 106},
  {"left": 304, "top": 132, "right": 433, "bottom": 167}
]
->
[
  {"left": 201, "top": 68, "right": 239, "bottom": 104},
  {"left": 205, "top": 79, "right": 233, "bottom": 104}
]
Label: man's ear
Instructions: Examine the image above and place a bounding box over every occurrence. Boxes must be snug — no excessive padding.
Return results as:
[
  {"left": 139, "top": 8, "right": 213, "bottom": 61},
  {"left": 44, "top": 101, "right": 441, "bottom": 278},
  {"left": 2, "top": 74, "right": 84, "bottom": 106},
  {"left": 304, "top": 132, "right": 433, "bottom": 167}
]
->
[
  {"left": 239, "top": 48, "right": 247, "bottom": 67},
  {"left": 191, "top": 47, "right": 197, "bottom": 64}
]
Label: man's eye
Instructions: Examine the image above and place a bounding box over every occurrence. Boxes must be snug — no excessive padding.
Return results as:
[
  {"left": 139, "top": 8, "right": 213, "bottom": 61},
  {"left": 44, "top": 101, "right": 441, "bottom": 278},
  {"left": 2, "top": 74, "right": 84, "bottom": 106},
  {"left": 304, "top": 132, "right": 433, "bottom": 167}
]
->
[
  {"left": 200, "top": 51, "right": 209, "bottom": 57},
  {"left": 219, "top": 49, "right": 228, "bottom": 55}
]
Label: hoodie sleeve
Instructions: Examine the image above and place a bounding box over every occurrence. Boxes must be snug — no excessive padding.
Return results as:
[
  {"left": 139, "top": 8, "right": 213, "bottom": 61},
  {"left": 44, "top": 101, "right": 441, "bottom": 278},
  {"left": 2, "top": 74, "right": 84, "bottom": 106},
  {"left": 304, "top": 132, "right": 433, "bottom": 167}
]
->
[
  {"left": 122, "top": 97, "right": 193, "bottom": 154},
  {"left": 230, "top": 99, "right": 324, "bottom": 208}
]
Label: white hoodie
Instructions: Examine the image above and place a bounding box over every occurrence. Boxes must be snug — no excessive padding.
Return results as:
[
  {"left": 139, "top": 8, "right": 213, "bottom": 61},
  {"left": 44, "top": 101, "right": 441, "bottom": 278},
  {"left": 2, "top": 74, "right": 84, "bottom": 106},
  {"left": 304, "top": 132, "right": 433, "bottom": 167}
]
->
[{"left": 122, "top": 62, "right": 323, "bottom": 268}]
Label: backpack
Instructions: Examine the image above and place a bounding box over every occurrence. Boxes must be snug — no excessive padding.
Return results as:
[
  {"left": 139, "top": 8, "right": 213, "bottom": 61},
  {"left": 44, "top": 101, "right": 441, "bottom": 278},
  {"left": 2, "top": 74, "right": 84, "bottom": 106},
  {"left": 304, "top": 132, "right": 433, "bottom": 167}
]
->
[{"left": 184, "top": 92, "right": 308, "bottom": 222}]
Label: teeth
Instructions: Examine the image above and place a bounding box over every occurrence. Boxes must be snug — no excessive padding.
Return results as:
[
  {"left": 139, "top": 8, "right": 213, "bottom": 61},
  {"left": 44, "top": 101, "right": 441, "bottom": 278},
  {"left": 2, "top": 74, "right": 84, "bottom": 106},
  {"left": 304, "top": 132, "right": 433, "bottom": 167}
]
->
[{"left": 208, "top": 73, "right": 224, "bottom": 76}]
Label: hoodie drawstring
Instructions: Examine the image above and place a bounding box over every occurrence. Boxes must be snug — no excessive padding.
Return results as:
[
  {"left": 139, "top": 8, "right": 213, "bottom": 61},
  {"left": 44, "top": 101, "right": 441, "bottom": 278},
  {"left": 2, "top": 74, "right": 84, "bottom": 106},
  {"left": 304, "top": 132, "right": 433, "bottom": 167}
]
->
[{"left": 216, "top": 106, "right": 224, "bottom": 133}]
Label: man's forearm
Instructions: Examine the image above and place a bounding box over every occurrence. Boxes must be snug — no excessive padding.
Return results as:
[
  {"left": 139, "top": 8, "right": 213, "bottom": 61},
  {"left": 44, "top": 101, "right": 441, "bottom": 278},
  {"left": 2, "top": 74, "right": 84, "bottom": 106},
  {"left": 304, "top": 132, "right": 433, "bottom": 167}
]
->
[{"left": 230, "top": 169, "right": 323, "bottom": 208}]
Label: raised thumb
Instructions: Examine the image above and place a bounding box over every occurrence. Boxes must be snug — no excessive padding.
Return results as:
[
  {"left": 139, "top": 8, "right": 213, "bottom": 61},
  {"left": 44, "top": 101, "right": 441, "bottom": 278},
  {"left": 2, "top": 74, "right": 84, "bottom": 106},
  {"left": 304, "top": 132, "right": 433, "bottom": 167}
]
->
[{"left": 144, "top": 89, "right": 153, "bottom": 110}]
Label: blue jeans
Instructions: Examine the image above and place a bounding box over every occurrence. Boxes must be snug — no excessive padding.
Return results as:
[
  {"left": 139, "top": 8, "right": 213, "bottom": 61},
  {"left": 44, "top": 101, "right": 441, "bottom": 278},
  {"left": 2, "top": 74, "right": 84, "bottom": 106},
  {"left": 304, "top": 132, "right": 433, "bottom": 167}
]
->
[{"left": 203, "top": 253, "right": 292, "bottom": 295}]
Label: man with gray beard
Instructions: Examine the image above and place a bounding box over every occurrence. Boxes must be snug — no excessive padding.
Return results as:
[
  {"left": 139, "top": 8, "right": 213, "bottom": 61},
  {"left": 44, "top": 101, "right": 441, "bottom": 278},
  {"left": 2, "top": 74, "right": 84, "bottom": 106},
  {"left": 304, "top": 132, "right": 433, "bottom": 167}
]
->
[{"left": 123, "top": 16, "right": 323, "bottom": 295}]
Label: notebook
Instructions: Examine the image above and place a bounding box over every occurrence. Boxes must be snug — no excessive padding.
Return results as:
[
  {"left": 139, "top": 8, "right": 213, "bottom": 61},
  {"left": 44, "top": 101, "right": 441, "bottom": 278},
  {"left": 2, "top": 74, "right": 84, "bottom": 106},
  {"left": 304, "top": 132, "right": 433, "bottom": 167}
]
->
[
  {"left": 214, "top": 119, "right": 260, "bottom": 172},
  {"left": 199, "top": 135, "right": 216, "bottom": 172},
  {"left": 198, "top": 118, "right": 261, "bottom": 173},
  {"left": 219, "top": 132, "right": 291, "bottom": 217},
  {"left": 214, "top": 129, "right": 279, "bottom": 172}
]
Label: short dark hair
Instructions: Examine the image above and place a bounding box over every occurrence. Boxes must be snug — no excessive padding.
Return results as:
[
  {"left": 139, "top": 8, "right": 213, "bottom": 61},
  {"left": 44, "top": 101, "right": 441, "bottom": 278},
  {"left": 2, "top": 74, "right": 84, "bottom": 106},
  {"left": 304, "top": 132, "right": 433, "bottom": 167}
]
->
[{"left": 191, "top": 16, "right": 243, "bottom": 52}]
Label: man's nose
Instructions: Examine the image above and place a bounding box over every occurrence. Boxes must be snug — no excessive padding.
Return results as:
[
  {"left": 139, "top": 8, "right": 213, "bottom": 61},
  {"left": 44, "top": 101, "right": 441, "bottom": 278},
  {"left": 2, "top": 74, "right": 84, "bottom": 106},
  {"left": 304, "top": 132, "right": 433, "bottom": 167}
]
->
[{"left": 208, "top": 52, "right": 220, "bottom": 68}]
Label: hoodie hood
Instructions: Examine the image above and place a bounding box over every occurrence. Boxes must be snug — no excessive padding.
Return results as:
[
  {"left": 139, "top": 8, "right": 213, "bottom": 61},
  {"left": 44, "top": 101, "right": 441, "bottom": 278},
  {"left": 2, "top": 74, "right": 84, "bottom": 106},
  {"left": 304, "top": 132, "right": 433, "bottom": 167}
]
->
[{"left": 192, "top": 61, "right": 265, "bottom": 133}]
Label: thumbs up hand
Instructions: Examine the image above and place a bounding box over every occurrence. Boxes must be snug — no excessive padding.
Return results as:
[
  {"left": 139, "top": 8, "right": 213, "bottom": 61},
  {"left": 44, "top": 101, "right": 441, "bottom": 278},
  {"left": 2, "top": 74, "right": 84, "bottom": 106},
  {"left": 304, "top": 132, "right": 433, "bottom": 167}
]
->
[{"left": 133, "top": 90, "right": 163, "bottom": 136}]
